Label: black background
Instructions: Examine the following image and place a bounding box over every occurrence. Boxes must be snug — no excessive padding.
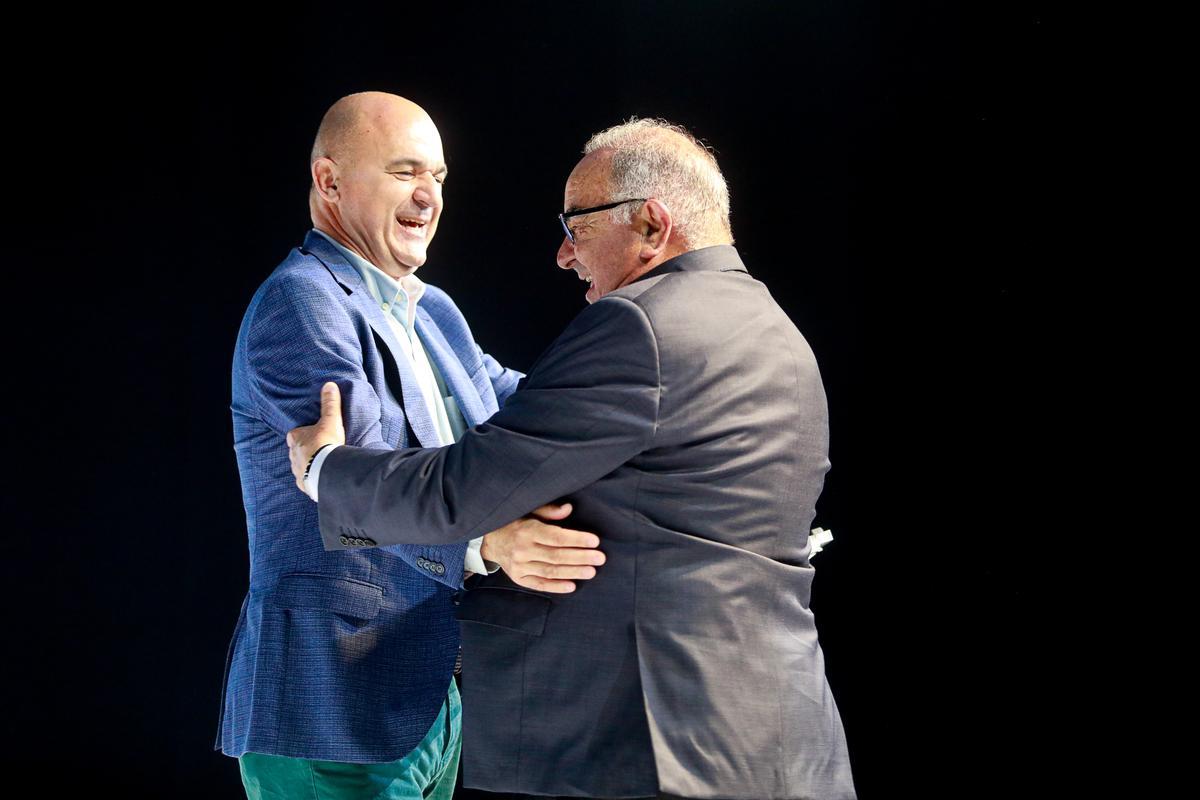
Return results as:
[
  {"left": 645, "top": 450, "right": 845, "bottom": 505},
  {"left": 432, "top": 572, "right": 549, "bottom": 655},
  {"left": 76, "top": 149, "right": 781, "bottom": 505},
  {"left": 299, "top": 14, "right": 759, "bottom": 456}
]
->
[{"left": 6, "top": 2, "right": 1058, "bottom": 797}]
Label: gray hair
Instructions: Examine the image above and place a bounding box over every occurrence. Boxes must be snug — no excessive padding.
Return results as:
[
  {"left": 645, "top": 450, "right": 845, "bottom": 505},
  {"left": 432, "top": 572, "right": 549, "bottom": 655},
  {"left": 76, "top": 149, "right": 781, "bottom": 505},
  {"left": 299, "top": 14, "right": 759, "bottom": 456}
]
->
[{"left": 583, "top": 118, "right": 733, "bottom": 245}]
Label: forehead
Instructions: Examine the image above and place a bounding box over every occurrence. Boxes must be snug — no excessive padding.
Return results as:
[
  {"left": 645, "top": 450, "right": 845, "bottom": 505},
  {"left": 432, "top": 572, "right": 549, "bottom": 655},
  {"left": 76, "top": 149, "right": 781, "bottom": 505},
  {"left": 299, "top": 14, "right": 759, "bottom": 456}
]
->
[
  {"left": 564, "top": 151, "right": 611, "bottom": 208},
  {"left": 363, "top": 111, "right": 445, "bottom": 166}
]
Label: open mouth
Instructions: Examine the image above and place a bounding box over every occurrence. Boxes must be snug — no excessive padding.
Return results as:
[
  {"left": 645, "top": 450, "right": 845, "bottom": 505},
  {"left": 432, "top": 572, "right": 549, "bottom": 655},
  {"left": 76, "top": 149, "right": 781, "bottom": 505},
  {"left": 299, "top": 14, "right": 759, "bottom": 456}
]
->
[{"left": 397, "top": 217, "right": 427, "bottom": 230}]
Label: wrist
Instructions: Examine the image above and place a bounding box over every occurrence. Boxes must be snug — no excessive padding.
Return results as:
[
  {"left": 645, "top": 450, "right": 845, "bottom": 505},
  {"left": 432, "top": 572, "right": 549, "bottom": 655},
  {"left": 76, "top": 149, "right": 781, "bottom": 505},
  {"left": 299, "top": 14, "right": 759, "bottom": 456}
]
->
[{"left": 303, "top": 443, "right": 334, "bottom": 481}]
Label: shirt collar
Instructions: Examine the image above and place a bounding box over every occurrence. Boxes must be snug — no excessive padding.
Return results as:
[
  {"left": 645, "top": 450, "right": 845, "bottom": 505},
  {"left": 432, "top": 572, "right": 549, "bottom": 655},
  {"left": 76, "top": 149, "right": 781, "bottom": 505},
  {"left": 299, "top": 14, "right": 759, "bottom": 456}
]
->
[{"left": 311, "top": 228, "right": 427, "bottom": 317}]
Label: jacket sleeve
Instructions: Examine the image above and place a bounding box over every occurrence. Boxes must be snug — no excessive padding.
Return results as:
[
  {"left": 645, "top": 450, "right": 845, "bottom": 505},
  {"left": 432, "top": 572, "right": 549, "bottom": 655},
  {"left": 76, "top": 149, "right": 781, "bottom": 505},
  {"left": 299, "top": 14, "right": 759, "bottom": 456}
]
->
[
  {"left": 480, "top": 346, "right": 523, "bottom": 407},
  {"left": 318, "top": 296, "right": 660, "bottom": 549},
  {"left": 244, "top": 272, "right": 469, "bottom": 585}
]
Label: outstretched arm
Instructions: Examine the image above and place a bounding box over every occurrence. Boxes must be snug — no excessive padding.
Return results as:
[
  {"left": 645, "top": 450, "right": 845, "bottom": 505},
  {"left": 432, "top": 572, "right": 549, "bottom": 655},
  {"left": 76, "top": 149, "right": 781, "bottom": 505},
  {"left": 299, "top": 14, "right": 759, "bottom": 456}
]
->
[{"left": 288, "top": 297, "right": 659, "bottom": 590}]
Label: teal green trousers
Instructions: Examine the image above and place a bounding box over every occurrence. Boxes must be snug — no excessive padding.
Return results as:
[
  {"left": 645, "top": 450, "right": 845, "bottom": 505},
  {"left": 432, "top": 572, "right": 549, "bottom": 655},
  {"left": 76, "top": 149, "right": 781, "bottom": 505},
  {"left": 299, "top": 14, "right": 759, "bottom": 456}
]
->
[{"left": 239, "top": 679, "right": 461, "bottom": 800}]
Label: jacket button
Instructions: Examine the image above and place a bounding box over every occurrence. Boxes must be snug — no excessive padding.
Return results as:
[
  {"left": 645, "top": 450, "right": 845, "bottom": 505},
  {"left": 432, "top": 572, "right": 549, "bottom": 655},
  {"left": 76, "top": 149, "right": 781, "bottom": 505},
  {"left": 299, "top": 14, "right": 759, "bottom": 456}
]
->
[
  {"left": 340, "top": 535, "right": 350, "bottom": 546},
  {"left": 434, "top": 564, "right": 446, "bottom": 575},
  {"left": 364, "top": 538, "right": 376, "bottom": 546}
]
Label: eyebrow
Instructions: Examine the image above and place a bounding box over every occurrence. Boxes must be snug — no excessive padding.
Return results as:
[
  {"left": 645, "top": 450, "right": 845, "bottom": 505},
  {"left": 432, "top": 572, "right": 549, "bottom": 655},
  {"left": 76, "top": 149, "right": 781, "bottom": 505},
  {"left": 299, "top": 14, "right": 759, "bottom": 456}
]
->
[{"left": 386, "top": 157, "right": 448, "bottom": 176}]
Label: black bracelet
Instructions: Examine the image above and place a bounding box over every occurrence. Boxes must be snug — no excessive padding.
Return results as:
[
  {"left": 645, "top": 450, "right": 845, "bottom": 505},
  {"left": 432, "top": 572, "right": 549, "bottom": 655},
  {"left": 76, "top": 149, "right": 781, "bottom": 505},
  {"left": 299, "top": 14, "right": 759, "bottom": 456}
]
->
[{"left": 303, "top": 444, "right": 335, "bottom": 482}]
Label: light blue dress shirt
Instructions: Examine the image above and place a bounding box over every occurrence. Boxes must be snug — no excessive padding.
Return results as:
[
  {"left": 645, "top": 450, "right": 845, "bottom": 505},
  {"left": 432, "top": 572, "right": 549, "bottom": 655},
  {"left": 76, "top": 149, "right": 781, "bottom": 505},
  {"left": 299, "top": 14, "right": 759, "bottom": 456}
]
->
[{"left": 309, "top": 229, "right": 488, "bottom": 574}]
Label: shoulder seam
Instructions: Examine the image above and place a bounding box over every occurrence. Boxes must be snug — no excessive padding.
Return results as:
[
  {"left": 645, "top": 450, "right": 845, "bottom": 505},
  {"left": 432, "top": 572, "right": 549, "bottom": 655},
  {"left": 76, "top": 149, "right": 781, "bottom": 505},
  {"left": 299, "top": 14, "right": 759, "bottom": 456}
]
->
[{"left": 597, "top": 296, "right": 661, "bottom": 443}]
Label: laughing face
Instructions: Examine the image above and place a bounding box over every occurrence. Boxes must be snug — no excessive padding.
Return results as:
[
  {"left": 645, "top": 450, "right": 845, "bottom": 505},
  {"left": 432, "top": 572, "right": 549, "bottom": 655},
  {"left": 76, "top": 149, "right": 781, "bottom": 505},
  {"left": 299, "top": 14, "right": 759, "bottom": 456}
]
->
[
  {"left": 328, "top": 107, "right": 446, "bottom": 277},
  {"left": 556, "top": 151, "right": 643, "bottom": 303}
]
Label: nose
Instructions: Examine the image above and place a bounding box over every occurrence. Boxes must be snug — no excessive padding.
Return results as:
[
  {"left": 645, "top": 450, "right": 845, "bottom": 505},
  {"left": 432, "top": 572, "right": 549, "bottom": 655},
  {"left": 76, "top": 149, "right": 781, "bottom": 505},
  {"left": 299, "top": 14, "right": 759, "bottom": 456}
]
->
[
  {"left": 556, "top": 236, "right": 576, "bottom": 269},
  {"left": 412, "top": 174, "right": 442, "bottom": 210}
]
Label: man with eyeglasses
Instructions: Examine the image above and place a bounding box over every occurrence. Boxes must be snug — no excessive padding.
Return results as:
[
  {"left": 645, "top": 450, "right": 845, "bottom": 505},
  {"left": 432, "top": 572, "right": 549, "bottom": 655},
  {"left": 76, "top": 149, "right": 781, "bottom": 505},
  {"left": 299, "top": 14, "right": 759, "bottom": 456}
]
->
[
  {"left": 216, "top": 92, "right": 603, "bottom": 800},
  {"left": 288, "top": 118, "right": 856, "bottom": 800}
]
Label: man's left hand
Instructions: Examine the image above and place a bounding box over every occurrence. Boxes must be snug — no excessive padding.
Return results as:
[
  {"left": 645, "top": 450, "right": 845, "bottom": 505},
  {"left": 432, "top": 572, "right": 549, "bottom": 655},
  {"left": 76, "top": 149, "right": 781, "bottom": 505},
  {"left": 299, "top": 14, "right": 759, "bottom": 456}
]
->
[{"left": 287, "top": 381, "right": 347, "bottom": 493}]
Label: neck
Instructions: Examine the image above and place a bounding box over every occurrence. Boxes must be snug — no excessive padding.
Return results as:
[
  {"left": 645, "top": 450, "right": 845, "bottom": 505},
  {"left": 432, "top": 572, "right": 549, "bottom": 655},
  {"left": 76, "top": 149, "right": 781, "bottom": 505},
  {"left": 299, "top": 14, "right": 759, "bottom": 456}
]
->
[{"left": 311, "top": 206, "right": 357, "bottom": 256}]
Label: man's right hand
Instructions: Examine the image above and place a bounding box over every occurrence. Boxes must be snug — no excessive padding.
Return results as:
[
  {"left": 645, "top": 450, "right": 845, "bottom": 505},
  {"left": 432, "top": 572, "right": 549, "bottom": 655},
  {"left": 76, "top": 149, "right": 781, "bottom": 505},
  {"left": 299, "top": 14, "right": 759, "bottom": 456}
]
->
[{"left": 481, "top": 503, "right": 605, "bottom": 594}]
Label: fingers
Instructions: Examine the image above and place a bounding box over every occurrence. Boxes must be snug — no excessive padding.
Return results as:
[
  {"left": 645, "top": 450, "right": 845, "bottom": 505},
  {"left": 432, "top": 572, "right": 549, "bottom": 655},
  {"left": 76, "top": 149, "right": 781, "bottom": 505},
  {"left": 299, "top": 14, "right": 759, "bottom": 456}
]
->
[
  {"left": 287, "top": 435, "right": 306, "bottom": 490},
  {"left": 509, "top": 575, "right": 579, "bottom": 594},
  {"left": 484, "top": 516, "right": 605, "bottom": 591},
  {"left": 291, "top": 450, "right": 305, "bottom": 491},
  {"left": 320, "top": 381, "right": 341, "bottom": 422},
  {"left": 518, "top": 562, "right": 597, "bottom": 581},
  {"left": 524, "top": 542, "right": 606, "bottom": 566},
  {"left": 530, "top": 502, "right": 573, "bottom": 521},
  {"left": 287, "top": 423, "right": 319, "bottom": 494},
  {"left": 533, "top": 523, "right": 600, "bottom": 551},
  {"left": 516, "top": 520, "right": 604, "bottom": 566}
]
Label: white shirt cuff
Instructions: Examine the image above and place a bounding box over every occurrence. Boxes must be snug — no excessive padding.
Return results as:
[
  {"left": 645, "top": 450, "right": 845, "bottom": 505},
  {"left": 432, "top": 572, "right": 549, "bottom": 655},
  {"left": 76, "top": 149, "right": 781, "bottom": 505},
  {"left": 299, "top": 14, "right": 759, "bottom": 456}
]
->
[
  {"left": 465, "top": 537, "right": 500, "bottom": 575},
  {"left": 303, "top": 444, "right": 339, "bottom": 502},
  {"left": 464, "top": 537, "right": 486, "bottom": 575}
]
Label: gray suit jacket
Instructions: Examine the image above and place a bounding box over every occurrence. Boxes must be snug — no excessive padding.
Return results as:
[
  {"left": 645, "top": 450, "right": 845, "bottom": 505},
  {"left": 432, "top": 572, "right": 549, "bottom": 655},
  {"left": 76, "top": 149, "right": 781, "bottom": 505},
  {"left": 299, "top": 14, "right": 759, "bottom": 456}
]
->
[{"left": 318, "top": 245, "right": 855, "bottom": 799}]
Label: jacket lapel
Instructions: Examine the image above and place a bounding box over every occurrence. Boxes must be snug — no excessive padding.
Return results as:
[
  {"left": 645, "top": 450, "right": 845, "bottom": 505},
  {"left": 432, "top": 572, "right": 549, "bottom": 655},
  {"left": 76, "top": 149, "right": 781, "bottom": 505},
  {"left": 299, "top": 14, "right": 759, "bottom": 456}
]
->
[
  {"left": 414, "top": 307, "right": 489, "bottom": 426},
  {"left": 301, "top": 232, "right": 442, "bottom": 448}
]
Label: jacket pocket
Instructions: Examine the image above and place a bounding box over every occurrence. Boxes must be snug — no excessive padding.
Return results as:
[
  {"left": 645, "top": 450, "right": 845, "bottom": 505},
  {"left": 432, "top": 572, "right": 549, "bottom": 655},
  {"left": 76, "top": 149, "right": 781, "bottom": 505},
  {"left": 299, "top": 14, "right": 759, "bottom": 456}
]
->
[
  {"left": 455, "top": 586, "right": 551, "bottom": 636},
  {"left": 270, "top": 574, "right": 384, "bottom": 621}
]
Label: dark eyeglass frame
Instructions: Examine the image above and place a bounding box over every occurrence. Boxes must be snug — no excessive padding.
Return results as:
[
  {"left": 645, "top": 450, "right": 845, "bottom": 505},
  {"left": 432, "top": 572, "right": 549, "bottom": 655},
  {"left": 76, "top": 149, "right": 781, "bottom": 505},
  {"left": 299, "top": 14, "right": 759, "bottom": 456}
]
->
[{"left": 558, "top": 198, "right": 646, "bottom": 243}]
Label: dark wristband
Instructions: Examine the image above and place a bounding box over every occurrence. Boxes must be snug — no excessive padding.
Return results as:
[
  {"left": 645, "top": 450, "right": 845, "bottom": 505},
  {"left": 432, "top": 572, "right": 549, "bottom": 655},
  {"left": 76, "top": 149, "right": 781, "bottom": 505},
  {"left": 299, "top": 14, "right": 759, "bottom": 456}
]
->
[{"left": 303, "top": 443, "right": 335, "bottom": 482}]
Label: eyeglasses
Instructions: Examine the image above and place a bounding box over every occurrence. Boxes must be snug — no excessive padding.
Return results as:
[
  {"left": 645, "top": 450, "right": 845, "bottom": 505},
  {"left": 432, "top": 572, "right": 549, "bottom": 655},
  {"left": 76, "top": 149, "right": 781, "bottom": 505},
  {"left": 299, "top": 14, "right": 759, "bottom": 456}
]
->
[{"left": 558, "top": 198, "right": 646, "bottom": 244}]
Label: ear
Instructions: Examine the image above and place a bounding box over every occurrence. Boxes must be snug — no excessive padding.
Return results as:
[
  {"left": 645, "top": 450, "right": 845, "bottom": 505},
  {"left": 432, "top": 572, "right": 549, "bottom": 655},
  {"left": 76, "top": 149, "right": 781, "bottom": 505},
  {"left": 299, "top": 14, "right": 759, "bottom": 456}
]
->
[
  {"left": 311, "top": 157, "right": 340, "bottom": 202},
  {"left": 635, "top": 199, "right": 673, "bottom": 261}
]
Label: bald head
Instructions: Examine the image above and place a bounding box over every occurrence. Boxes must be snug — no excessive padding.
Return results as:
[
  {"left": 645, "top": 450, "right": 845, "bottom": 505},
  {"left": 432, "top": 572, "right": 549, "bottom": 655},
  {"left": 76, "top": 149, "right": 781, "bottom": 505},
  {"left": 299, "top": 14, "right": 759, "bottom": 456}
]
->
[
  {"left": 308, "top": 92, "right": 447, "bottom": 278},
  {"left": 311, "top": 92, "right": 434, "bottom": 166}
]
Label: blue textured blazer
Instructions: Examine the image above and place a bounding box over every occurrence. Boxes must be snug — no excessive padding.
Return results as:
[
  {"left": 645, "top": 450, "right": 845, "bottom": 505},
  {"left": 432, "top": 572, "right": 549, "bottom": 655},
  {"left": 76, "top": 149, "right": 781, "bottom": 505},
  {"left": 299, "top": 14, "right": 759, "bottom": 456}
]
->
[{"left": 216, "top": 230, "right": 521, "bottom": 762}]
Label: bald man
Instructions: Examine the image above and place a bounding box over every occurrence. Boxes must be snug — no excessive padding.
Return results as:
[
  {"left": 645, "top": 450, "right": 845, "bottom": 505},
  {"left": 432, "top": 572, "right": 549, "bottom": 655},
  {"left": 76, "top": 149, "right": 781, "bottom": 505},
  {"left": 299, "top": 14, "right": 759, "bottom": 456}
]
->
[{"left": 215, "top": 93, "right": 604, "bottom": 800}]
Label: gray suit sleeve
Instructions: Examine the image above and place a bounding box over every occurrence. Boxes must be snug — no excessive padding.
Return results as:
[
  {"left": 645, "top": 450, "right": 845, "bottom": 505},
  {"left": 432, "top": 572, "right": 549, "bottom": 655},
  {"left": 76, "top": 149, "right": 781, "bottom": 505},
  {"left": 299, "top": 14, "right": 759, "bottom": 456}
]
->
[{"left": 317, "top": 296, "right": 660, "bottom": 549}]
